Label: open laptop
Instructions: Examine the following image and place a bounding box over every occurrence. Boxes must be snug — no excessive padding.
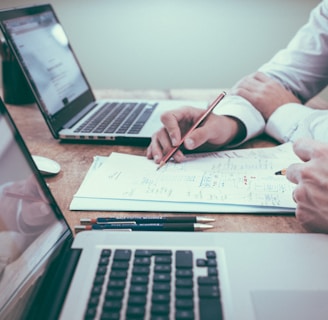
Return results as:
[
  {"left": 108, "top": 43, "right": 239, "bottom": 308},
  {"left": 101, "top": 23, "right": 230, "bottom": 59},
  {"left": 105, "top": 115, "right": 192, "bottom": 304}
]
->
[
  {"left": 1, "top": 97, "right": 328, "bottom": 320},
  {"left": 0, "top": 4, "right": 207, "bottom": 144}
]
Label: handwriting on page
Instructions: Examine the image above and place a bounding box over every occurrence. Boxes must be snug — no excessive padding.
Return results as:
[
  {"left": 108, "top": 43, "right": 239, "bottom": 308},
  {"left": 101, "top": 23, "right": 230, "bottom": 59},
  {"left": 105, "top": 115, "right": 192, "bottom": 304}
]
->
[{"left": 77, "top": 149, "right": 298, "bottom": 208}]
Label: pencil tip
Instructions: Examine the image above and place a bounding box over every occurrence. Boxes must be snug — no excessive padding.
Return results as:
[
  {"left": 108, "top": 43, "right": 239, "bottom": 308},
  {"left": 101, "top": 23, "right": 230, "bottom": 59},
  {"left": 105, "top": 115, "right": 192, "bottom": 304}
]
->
[
  {"left": 156, "top": 161, "right": 165, "bottom": 171},
  {"left": 275, "top": 168, "right": 286, "bottom": 175}
]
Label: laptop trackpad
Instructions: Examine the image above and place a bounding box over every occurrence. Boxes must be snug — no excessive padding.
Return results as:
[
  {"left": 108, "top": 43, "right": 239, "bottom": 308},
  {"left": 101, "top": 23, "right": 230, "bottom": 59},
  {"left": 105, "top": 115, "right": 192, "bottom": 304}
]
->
[{"left": 251, "top": 290, "right": 328, "bottom": 320}]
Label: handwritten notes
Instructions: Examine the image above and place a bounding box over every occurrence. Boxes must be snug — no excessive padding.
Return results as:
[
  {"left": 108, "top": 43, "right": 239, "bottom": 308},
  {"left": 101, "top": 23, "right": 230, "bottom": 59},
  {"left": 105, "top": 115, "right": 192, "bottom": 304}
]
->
[
  {"left": 70, "top": 144, "right": 300, "bottom": 212},
  {"left": 71, "top": 143, "right": 300, "bottom": 213}
]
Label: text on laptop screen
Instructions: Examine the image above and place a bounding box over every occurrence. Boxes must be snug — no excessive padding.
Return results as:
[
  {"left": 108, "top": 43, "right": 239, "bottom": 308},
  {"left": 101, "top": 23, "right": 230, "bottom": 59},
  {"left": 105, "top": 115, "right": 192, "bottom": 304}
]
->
[
  {"left": 0, "top": 109, "right": 68, "bottom": 318},
  {"left": 3, "top": 11, "right": 89, "bottom": 116}
]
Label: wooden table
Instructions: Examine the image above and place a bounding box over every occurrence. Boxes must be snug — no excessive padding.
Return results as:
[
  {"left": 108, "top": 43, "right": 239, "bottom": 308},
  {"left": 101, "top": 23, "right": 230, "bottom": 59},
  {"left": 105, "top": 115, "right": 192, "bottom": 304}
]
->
[{"left": 6, "top": 89, "right": 311, "bottom": 234}]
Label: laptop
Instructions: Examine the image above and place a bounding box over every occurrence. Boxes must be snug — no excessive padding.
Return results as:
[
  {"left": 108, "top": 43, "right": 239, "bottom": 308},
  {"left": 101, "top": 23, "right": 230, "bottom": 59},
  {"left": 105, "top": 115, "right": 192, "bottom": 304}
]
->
[
  {"left": 0, "top": 4, "right": 207, "bottom": 144},
  {"left": 1, "top": 100, "right": 328, "bottom": 320}
]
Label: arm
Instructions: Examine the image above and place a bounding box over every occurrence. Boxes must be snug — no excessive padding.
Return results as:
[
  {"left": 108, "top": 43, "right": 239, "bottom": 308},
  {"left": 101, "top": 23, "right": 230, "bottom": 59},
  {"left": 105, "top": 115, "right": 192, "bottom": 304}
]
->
[
  {"left": 286, "top": 138, "right": 328, "bottom": 233},
  {"left": 231, "top": 1, "right": 328, "bottom": 143},
  {"left": 260, "top": 0, "right": 328, "bottom": 103}
]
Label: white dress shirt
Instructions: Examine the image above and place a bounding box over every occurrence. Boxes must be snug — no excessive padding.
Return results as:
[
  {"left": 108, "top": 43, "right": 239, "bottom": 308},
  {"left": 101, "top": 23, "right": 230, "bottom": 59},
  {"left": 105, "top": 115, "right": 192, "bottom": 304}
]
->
[{"left": 214, "top": 0, "right": 328, "bottom": 145}]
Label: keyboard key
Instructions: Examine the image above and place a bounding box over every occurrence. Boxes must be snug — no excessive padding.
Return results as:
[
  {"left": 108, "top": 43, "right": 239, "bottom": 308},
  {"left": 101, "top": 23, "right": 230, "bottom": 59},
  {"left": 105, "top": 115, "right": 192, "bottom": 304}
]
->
[
  {"left": 114, "top": 249, "right": 131, "bottom": 261},
  {"left": 176, "top": 269, "right": 193, "bottom": 278},
  {"left": 102, "top": 300, "right": 122, "bottom": 311},
  {"left": 176, "top": 251, "right": 193, "bottom": 268},
  {"left": 131, "top": 275, "right": 149, "bottom": 284},
  {"left": 176, "top": 288, "right": 193, "bottom": 298},
  {"left": 153, "top": 273, "right": 171, "bottom": 282},
  {"left": 130, "top": 284, "right": 148, "bottom": 295},
  {"left": 128, "top": 295, "right": 147, "bottom": 305},
  {"left": 151, "top": 303, "right": 170, "bottom": 315},
  {"left": 152, "top": 283, "right": 171, "bottom": 293},
  {"left": 126, "top": 305, "right": 146, "bottom": 318},
  {"left": 199, "top": 297, "right": 223, "bottom": 320},
  {"left": 154, "top": 264, "right": 171, "bottom": 273},
  {"left": 176, "top": 299, "right": 194, "bottom": 309},
  {"left": 152, "top": 293, "right": 170, "bottom": 304},
  {"left": 176, "top": 278, "right": 193, "bottom": 288},
  {"left": 198, "top": 286, "right": 220, "bottom": 298},
  {"left": 175, "top": 309, "right": 194, "bottom": 319}
]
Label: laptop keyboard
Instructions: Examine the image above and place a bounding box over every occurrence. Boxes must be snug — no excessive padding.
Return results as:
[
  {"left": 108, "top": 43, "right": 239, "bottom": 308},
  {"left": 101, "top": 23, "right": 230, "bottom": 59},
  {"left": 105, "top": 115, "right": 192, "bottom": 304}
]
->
[
  {"left": 74, "top": 102, "right": 158, "bottom": 135},
  {"left": 84, "top": 248, "right": 223, "bottom": 320}
]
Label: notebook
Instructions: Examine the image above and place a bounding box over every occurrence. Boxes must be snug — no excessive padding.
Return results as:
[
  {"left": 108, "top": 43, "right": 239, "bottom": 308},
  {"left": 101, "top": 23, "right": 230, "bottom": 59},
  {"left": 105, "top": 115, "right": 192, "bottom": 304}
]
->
[
  {"left": 1, "top": 100, "right": 328, "bottom": 320},
  {"left": 0, "top": 4, "right": 207, "bottom": 144}
]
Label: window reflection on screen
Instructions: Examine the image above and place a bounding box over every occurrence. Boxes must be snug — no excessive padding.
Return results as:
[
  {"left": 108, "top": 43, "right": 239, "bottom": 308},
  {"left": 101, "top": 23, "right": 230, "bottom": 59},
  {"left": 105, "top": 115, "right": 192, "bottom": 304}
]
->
[{"left": 0, "top": 115, "right": 67, "bottom": 318}]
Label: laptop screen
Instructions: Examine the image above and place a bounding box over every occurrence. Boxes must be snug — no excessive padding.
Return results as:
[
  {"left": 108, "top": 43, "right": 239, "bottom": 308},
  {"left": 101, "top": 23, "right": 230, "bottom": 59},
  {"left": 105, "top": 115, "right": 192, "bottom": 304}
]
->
[
  {"left": 1, "top": 9, "right": 89, "bottom": 117},
  {"left": 0, "top": 101, "right": 69, "bottom": 319}
]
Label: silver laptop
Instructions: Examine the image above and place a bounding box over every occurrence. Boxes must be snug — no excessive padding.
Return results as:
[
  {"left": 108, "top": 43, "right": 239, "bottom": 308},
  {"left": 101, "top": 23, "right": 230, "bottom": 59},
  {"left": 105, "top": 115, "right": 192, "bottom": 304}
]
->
[
  {"left": 1, "top": 97, "right": 328, "bottom": 320},
  {"left": 0, "top": 4, "right": 207, "bottom": 144}
]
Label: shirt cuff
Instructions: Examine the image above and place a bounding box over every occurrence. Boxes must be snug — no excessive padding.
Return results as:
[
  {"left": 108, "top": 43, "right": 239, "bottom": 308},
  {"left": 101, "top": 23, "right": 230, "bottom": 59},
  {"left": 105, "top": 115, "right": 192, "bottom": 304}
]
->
[
  {"left": 213, "top": 95, "right": 265, "bottom": 146},
  {"left": 265, "top": 103, "right": 316, "bottom": 142}
]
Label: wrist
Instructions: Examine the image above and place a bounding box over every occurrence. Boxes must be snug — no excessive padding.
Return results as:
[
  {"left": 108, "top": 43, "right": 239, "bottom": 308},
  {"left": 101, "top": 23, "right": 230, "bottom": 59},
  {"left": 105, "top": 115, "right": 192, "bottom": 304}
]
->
[{"left": 224, "top": 116, "right": 247, "bottom": 145}]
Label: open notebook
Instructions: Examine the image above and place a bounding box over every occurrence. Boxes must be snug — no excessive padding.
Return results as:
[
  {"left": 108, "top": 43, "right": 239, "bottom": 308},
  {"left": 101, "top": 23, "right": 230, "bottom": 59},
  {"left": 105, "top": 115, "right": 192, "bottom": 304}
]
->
[
  {"left": 70, "top": 143, "right": 301, "bottom": 213},
  {"left": 1, "top": 97, "right": 328, "bottom": 320}
]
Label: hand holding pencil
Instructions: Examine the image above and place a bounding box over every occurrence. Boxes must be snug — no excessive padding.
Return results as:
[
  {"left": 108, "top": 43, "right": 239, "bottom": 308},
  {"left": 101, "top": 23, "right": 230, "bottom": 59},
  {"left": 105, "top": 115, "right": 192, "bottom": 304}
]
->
[{"left": 147, "top": 91, "right": 243, "bottom": 167}]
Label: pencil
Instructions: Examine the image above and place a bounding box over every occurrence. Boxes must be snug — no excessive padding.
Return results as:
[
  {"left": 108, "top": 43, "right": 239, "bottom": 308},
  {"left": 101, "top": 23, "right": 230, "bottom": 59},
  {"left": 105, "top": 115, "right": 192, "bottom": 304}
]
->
[
  {"left": 275, "top": 168, "right": 287, "bottom": 176},
  {"left": 157, "top": 91, "right": 226, "bottom": 170}
]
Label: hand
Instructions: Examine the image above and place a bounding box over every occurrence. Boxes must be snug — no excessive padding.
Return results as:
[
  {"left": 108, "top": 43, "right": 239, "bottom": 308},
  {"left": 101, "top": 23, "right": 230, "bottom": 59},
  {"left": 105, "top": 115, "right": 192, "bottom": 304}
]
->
[
  {"left": 146, "top": 106, "right": 244, "bottom": 164},
  {"left": 230, "top": 72, "right": 301, "bottom": 120},
  {"left": 286, "top": 138, "right": 328, "bottom": 233}
]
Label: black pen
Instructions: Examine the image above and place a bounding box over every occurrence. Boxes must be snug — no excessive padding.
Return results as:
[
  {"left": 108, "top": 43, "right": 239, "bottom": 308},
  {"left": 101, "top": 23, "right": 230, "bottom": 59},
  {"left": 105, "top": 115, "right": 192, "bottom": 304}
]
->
[
  {"left": 80, "top": 216, "right": 215, "bottom": 225},
  {"left": 75, "top": 223, "right": 213, "bottom": 232}
]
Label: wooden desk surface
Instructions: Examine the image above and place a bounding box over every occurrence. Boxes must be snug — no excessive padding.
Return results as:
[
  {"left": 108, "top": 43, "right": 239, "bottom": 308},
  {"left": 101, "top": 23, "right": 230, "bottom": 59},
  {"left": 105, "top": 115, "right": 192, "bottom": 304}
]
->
[{"left": 6, "top": 89, "right": 307, "bottom": 234}]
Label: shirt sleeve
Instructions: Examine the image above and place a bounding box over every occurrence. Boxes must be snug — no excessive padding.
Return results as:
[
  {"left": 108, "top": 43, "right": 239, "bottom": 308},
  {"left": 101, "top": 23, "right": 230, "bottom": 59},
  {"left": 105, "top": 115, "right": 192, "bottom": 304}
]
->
[
  {"left": 259, "top": 0, "right": 328, "bottom": 103},
  {"left": 266, "top": 103, "right": 328, "bottom": 143},
  {"left": 212, "top": 95, "right": 265, "bottom": 146}
]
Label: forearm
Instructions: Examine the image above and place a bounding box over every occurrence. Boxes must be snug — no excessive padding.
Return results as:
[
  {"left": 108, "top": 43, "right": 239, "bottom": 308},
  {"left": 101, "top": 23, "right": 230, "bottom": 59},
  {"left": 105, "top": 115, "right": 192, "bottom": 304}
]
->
[
  {"left": 266, "top": 103, "right": 328, "bottom": 143},
  {"left": 259, "top": 0, "right": 328, "bottom": 103}
]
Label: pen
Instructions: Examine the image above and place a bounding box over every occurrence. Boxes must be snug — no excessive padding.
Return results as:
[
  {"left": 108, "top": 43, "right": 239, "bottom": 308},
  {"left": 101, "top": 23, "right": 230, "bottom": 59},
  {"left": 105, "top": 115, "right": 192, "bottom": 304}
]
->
[
  {"left": 275, "top": 168, "right": 287, "bottom": 176},
  {"left": 75, "top": 223, "right": 213, "bottom": 232},
  {"left": 80, "top": 216, "right": 215, "bottom": 225},
  {"left": 157, "top": 91, "right": 227, "bottom": 170},
  {"left": 3, "top": 190, "right": 43, "bottom": 202}
]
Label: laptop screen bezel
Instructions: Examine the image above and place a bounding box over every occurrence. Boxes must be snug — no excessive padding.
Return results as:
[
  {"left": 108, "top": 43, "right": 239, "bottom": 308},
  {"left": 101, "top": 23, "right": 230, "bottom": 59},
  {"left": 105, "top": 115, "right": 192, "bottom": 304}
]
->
[
  {"left": 0, "top": 98, "right": 73, "bottom": 318},
  {"left": 0, "top": 4, "right": 96, "bottom": 138}
]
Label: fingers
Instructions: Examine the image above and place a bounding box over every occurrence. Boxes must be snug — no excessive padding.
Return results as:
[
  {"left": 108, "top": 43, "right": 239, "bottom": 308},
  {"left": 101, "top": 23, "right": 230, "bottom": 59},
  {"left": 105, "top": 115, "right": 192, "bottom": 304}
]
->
[
  {"left": 146, "top": 128, "right": 184, "bottom": 164},
  {"left": 292, "top": 138, "right": 328, "bottom": 162},
  {"left": 286, "top": 162, "right": 303, "bottom": 184},
  {"left": 146, "top": 107, "right": 200, "bottom": 163},
  {"left": 147, "top": 108, "right": 240, "bottom": 164}
]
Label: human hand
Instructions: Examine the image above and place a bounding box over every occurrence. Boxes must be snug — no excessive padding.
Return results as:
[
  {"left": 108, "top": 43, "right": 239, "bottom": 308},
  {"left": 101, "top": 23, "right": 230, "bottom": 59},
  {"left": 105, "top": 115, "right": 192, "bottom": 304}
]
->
[
  {"left": 230, "top": 72, "right": 301, "bottom": 120},
  {"left": 286, "top": 138, "right": 328, "bottom": 233},
  {"left": 146, "top": 106, "right": 244, "bottom": 164}
]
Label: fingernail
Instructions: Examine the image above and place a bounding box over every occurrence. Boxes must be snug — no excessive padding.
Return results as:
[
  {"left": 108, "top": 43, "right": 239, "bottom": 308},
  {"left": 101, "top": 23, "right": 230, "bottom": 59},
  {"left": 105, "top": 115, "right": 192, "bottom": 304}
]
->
[
  {"left": 171, "top": 137, "right": 177, "bottom": 146},
  {"left": 154, "top": 155, "right": 160, "bottom": 163},
  {"left": 185, "top": 138, "right": 194, "bottom": 149}
]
